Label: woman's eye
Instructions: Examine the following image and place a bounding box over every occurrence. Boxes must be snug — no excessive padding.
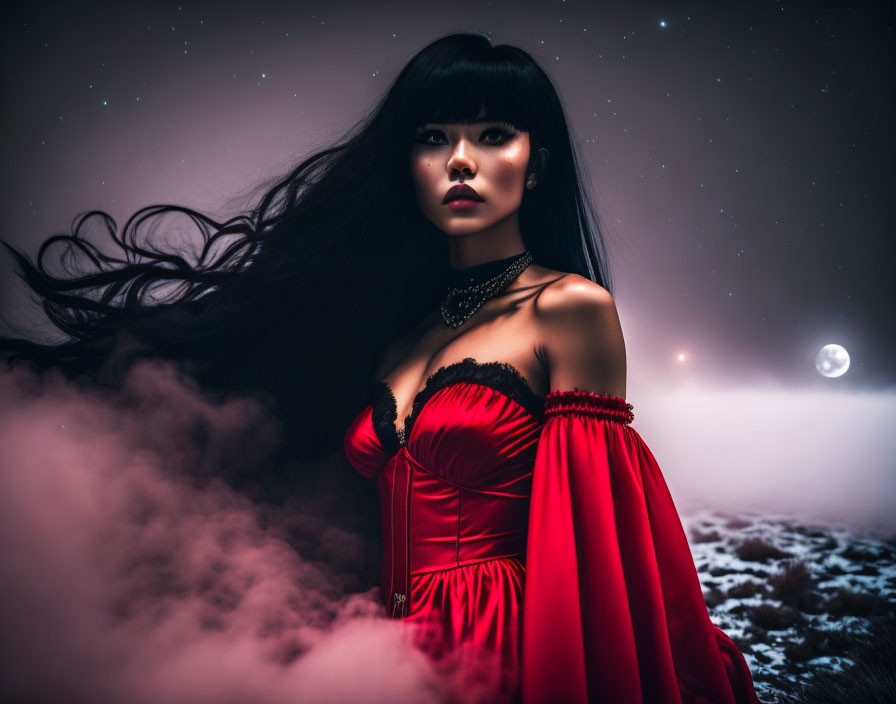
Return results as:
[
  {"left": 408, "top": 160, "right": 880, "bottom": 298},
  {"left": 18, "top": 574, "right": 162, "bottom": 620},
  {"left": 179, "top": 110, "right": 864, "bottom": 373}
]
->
[
  {"left": 416, "top": 131, "right": 444, "bottom": 146},
  {"left": 482, "top": 128, "right": 514, "bottom": 144}
]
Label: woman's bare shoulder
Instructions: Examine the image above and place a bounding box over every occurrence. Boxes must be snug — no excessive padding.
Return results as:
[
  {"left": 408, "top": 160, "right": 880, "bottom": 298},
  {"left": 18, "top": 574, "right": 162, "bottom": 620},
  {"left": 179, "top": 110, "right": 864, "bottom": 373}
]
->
[{"left": 530, "top": 268, "right": 611, "bottom": 310}]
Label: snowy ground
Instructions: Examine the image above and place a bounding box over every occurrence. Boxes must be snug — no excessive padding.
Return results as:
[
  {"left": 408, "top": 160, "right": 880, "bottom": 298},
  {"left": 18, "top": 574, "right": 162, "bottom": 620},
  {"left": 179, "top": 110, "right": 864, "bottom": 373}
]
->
[{"left": 681, "top": 507, "right": 896, "bottom": 703}]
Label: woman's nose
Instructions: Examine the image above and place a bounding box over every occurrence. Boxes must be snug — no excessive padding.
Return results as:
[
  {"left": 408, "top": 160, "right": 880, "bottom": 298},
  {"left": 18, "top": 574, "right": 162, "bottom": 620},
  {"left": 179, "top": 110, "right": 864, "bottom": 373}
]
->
[{"left": 447, "top": 144, "right": 476, "bottom": 177}]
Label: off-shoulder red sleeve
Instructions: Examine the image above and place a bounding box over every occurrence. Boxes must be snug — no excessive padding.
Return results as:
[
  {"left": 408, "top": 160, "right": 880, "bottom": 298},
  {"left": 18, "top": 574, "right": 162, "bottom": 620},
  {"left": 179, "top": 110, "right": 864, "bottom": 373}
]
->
[{"left": 522, "top": 391, "right": 760, "bottom": 704}]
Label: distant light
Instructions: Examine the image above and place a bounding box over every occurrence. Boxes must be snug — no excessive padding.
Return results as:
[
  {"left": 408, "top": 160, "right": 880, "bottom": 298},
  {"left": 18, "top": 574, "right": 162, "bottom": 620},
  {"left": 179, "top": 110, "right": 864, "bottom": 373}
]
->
[
  {"left": 659, "top": 20, "right": 667, "bottom": 28},
  {"left": 677, "top": 352, "right": 686, "bottom": 362}
]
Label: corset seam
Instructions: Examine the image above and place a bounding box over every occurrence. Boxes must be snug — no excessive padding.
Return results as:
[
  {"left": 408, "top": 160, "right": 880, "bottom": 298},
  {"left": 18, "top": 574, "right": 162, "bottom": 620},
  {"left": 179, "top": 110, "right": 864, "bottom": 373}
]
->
[
  {"left": 456, "top": 485, "right": 461, "bottom": 566},
  {"left": 388, "top": 458, "right": 396, "bottom": 607},
  {"left": 402, "top": 447, "right": 530, "bottom": 496},
  {"left": 410, "top": 553, "right": 526, "bottom": 578}
]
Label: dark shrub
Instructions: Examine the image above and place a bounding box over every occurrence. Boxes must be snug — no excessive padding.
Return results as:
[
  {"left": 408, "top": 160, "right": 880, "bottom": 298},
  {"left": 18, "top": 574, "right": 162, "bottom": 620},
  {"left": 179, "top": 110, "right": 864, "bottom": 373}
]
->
[
  {"left": 704, "top": 586, "right": 727, "bottom": 609},
  {"left": 839, "top": 544, "right": 881, "bottom": 563},
  {"left": 825, "top": 588, "right": 889, "bottom": 618},
  {"left": 735, "top": 537, "right": 790, "bottom": 562},
  {"left": 819, "top": 536, "right": 839, "bottom": 551},
  {"left": 793, "top": 614, "right": 896, "bottom": 704},
  {"left": 690, "top": 527, "right": 722, "bottom": 543},
  {"left": 726, "top": 579, "right": 766, "bottom": 599},
  {"left": 748, "top": 603, "right": 805, "bottom": 631},
  {"left": 769, "top": 560, "right": 819, "bottom": 610}
]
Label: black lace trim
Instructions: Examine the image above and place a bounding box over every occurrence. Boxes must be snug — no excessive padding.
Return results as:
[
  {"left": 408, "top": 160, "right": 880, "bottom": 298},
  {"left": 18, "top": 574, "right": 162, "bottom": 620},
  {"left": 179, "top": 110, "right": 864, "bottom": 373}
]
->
[
  {"left": 404, "top": 358, "right": 546, "bottom": 442},
  {"left": 365, "top": 380, "right": 403, "bottom": 457},
  {"left": 365, "top": 357, "right": 546, "bottom": 454}
]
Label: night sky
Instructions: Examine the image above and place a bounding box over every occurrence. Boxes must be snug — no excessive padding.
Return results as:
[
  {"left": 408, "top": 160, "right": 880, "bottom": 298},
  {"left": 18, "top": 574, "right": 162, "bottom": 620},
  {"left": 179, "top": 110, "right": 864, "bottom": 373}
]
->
[{"left": 2, "top": 1, "right": 893, "bottom": 390}]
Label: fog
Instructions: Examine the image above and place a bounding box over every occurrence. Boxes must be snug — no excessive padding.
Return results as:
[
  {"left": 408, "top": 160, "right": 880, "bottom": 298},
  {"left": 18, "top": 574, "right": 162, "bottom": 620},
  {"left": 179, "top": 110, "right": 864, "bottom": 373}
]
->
[
  {"left": 1, "top": 353, "right": 892, "bottom": 702},
  {"left": 0, "top": 361, "right": 498, "bottom": 704},
  {"left": 628, "top": 379, "right": 896, "bottom": 536}
]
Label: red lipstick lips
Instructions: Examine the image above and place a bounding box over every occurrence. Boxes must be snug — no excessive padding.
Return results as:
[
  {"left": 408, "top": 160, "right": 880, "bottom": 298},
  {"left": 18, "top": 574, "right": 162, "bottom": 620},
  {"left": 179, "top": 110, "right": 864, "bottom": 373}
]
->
[
  {"left": 444, "top": 184, "right": 484, "bottom": 211},
  {"left": 444, "top": 184, "right": 484, "bottom": 204}
]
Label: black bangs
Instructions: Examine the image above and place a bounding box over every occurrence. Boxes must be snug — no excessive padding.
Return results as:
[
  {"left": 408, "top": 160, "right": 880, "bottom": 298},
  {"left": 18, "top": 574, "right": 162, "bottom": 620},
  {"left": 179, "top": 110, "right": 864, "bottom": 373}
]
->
[{"left": 406, "top": 53, "right": 538, "bottom": 132}]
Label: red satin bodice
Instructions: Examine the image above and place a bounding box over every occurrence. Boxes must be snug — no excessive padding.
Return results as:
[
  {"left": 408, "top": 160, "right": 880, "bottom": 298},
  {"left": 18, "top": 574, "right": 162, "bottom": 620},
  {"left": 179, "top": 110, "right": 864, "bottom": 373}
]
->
[{"left": 344, "top": 358, "right": 761, "bottom": 704}]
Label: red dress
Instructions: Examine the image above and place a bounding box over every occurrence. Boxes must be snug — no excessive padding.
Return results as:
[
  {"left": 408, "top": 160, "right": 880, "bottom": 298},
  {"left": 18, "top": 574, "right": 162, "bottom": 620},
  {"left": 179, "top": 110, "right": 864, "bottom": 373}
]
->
[{"left": 344, "top": 358, "right": 760, "bottom": 704}]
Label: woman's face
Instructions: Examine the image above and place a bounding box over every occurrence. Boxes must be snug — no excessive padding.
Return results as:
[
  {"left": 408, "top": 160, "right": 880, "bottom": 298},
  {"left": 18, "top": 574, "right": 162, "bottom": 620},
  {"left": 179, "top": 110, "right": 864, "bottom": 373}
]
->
[{"left": 410, "top": 120, "right": 531, "bottom": 236}]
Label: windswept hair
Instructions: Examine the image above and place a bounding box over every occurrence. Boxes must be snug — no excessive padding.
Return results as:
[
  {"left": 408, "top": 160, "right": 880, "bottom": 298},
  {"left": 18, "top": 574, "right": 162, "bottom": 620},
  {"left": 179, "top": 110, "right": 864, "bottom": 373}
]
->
[{"left": 0, "top": 31, "right": 615, "bottom": 472}]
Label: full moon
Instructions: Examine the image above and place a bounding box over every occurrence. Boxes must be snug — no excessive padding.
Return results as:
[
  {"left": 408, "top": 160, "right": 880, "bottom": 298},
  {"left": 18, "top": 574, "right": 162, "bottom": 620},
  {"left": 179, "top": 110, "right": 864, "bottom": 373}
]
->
[{"left": 814, "top": 343, "right": 850, "bottom": 378}]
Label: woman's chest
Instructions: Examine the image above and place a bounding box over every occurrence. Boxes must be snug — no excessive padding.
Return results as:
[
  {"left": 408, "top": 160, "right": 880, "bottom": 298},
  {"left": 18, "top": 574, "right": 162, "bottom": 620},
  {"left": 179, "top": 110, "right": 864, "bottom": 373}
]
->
[{"left": 380, "top": 301, "right": 549, "bottom": 435}]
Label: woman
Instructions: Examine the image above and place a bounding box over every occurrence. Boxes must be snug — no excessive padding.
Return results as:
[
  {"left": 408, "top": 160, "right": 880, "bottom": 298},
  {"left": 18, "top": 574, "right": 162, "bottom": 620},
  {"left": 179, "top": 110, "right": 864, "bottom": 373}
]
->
[
  {"left": 341, "top": 33, "right": 760, "bottom": 704},
  {"left": 2, "top": 32, "right": 759, "bottom": 704}
]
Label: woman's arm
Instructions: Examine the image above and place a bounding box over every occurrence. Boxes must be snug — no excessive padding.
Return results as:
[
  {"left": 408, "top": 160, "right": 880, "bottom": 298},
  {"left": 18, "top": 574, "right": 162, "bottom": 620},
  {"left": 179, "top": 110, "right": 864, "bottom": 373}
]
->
[{"left": 535, "top": 274, "right": 627, "bottom": 398}]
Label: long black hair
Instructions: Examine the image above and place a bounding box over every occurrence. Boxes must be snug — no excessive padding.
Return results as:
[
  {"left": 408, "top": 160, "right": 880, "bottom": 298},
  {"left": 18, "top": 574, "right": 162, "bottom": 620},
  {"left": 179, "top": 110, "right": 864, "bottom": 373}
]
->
[{"left": 0, "top": 31, "right": 614, "bottom": 480}]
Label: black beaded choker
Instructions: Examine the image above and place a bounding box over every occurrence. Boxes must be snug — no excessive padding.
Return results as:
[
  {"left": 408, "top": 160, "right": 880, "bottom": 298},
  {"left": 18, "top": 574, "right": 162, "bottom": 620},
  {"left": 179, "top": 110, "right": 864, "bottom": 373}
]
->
[
  {"left": 440, "top": 250, "right": 533, "bottom": 328},
  {"left": 445, "top": 251, "right": 529, "bottom": 287}
]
